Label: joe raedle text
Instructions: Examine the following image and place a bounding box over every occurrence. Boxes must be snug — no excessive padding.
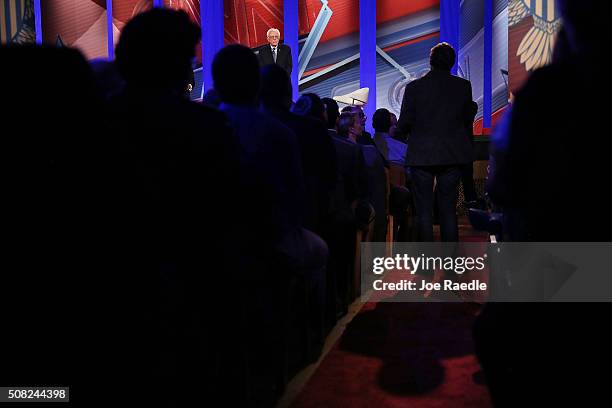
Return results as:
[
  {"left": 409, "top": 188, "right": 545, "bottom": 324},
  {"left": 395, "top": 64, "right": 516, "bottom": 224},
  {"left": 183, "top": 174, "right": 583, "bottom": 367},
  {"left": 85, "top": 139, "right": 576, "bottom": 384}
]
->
[{"left": 372, "top": 279, "right": 487, "bottom": 292}]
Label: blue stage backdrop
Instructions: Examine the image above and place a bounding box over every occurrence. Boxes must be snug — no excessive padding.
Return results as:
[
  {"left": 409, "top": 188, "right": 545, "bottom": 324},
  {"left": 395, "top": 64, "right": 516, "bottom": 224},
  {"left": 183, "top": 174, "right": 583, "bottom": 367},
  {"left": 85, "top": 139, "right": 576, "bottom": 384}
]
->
[
  {"left": 23, "top": 0, "right": 517, "bottom": 130},
  {"left": 376, "top": 0, "right": 441, "bottom": 118},
  {"left": 297, "top": 0, "right": 442, "bottom": 125}
]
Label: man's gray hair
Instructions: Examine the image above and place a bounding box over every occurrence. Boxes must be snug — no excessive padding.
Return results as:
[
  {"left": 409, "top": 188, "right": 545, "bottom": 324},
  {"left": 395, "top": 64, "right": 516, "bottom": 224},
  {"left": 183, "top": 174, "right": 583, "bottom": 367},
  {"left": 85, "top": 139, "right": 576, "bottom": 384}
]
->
[{"left": 266, "top": 28, "right": 281, "bottom": 38}]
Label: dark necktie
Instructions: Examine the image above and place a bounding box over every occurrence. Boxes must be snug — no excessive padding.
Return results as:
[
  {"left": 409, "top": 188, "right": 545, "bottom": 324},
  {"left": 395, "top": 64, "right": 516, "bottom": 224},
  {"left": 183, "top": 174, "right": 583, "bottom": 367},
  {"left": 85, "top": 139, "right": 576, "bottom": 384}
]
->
[{"left": 272, "top": 47, "right": 277, "bottom": 63}]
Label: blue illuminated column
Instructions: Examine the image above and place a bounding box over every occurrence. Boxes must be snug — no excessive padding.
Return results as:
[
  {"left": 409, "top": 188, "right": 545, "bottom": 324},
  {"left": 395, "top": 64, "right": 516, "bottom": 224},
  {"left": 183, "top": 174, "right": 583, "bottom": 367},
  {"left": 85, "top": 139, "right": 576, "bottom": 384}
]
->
[
  {"left": 439, "top": 0, "right": 460, "bottom": 74},
  {"left": 483, "top": 0, "right": 493, "bottom": 130},
  {"left": 360, "top": 0, "right": 376, "bottom": 135},
  {"left": 153, "top": 0, "right": 163, "bottom": 8},
  {"left": 34, "top": 0, "right": 42, "bottom": 44},
  {"left": 106, "top": 0, "right": 114, "bottom": 58},
  {"left": 284, "top": 0, "right": 299, "bottom": 101},
  {"left": 202, "top": 0, "right": 224, "bottom": 93}
]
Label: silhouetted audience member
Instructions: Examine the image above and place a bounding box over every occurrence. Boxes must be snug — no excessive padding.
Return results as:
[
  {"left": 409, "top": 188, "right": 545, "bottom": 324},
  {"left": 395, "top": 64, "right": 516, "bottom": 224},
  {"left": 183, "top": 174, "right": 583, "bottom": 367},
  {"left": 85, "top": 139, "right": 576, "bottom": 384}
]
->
[
  {"left": 389, "top": 112, "right": 402, "bottom": 142},
  {"left": 108, "top": 9, "right": 241, "bottom": 406},
  {"left": 322, "top": 97, "right": 340, "bottom": 137},
  {"left": 372, "top": 109, "right": 413, "bottom": 241},
  {"left": 373, "top": 108, "right": 407, "bottom": 164},
  {"left": 214, "top": 45, "right": 328, "bottom": 365},
  {"left": 0, "top": 44, "right": 109, "bottom": 403},
  {"left": 259, "top": 64, "right": 334, "bottom": 364},
  {"left": 337, "top": 111, "right": 360, "bottom": 143},
  {"left": 327, "top": 112, "right": 371, "bottom": 317},
  {"left": 363, "top": 156, "right": 388, "bottom": 242},
  {"left": 260, "top": 64, "right": 336, "bottom": 235},
  {"left": 342, "top": 105, "right": 375, "bottom": 145},
  {"left": 476, "top": 1, "right": 612, "bottom": 406},
  {"left": 90, "top": 58, "right": 125, "bottom": 101},
  {"left": 348, "top": 112, "right": 387, "bottom": 243},
  {"left": 214, "top": 44, "right": 306, "bottom": 244},
  {"left": 397, "top": 42, "right": 474, "bottom": 241},
  {"left": 292, "top": 92, "right": 328, "bottom": 124}
]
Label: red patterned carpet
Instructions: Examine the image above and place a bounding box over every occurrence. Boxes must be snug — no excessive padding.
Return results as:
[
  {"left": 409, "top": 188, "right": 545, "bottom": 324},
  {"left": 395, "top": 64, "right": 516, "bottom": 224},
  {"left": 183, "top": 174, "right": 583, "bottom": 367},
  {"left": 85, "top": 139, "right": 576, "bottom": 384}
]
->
[{"left": 291, "top": 227, "right": 492, "bottom": 408}]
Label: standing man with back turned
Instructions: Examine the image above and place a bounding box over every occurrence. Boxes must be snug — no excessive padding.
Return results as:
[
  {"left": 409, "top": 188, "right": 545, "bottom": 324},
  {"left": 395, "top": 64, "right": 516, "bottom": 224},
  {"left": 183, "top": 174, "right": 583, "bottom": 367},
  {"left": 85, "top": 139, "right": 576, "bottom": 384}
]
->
[
  {"left": 258, "top": 28, "right": 292, "bottom": 75},
  {"left": 397, "top": 42, "right": 474, "bottom": 242}
]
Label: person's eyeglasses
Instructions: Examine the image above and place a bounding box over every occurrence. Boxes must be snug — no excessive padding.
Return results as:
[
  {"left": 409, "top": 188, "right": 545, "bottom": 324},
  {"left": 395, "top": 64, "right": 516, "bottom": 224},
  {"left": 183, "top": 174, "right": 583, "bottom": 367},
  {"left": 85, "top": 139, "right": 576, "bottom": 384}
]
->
[{"left": 268, "top": 35, "right": 280, "bottom": 39}]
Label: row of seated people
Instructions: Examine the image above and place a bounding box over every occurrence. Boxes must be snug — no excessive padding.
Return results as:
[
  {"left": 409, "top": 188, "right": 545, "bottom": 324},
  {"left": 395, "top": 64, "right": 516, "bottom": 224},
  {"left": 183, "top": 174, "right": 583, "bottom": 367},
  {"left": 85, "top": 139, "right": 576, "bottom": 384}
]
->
[
  {"left": 0, "top": 8, "right": 414, "bottom": 407},
  {"left": 246, "top": 65, "right": 415, "bottom": 405}
]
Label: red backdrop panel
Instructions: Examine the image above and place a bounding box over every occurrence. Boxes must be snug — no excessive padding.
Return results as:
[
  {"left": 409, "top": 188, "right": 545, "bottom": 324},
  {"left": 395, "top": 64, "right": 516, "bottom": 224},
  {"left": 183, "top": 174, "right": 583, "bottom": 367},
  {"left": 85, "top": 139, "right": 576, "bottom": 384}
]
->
[{"left": 224, "top": 0, "right": 284, "bottom": 48}]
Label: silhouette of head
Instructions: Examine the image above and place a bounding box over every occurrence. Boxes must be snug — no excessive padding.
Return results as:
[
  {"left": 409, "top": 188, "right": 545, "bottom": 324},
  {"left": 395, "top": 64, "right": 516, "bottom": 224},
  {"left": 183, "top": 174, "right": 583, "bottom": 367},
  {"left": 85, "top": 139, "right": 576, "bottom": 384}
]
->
[
  {"left": 337, "top": 111, "right": 362, "bottom": 142},
  {"left": 260, "top": 63, "right": 292, "bottom": 111},
  {"left": 115, "top": 9, "right": 199, "bottom": 92},
  {"left": 292, "top": 93, "right": 326, "bottom": 123},
  {"left": 322, "top": 97, "right": 340, "bottom": 130},
  {"left": 372, "top": 108, "right": 392, "bottom": 133},
  {"left": 430, "top": 42, "right": 455, "bottom": 71},
  {"left": 213, "top": 44, "right": 260, "bottom": 105},
  {"left": 558, "top": 0, "right": 609, "bottom": 55},
  {"left": 342, "top": 105, "right": 366, "bottom": 127},
  {"left": 2, "top": 45, "right": 99, "bottom": 130}
]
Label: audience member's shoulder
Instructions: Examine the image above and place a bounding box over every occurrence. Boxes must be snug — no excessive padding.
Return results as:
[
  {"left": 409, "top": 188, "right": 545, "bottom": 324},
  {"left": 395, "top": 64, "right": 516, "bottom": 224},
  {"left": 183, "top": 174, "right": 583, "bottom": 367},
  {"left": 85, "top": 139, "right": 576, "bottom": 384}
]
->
[
  {"left": 361, "top": 143, "right": 377, "bottom": 154},
  {"left": 526, "top": 60, "right": 584, "bottom": 92},
  {"left": 272, "top": 114, "right": 298, "bottom": 138},
  {"left": 332, "top": 137, "right": 362, "bottom": 157},
  {"left": 361, "top": 144, "right": 385, "bottom": 166},
  {"left": 388, "top": 136, "right": 407, "bottom": 148},
  {"left": 296, "top": 113, "right": 328, "bottom": 133},
  {"left": 178, "top": 99, "right": 234, "bottom": 139},
  {"left": 332, "top": 135, "right": 353, "bottom": 147},
  {"left": 188, "top": 99, "right": 228, "bottom": 122},
  {"left": 258, "top": 110, "right": 298, "bottom": 141}
]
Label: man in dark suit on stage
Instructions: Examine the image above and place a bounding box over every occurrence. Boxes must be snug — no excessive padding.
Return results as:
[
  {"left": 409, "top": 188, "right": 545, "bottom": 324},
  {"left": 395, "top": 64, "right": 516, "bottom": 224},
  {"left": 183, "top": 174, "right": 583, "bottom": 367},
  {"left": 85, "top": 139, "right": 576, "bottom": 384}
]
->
[
  {"left": 397, "top": 42, "right": 474, "bottom": 242},
  {"left": 257, "top": 28, "right": 292, "bottom": 75}
]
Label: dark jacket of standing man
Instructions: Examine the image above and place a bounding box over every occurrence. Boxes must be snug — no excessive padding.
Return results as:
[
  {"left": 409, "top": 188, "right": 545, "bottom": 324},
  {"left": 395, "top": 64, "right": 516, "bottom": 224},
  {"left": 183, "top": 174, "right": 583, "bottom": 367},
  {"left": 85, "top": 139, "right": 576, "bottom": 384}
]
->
[
  {"left": 258, "top": 27, "right": 292, "bottom": 75},
  {"left": 397, "top": 42, "right": 474, "bottom": 241}
]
